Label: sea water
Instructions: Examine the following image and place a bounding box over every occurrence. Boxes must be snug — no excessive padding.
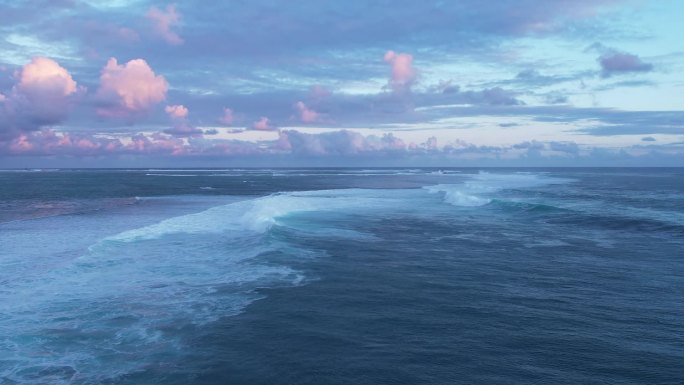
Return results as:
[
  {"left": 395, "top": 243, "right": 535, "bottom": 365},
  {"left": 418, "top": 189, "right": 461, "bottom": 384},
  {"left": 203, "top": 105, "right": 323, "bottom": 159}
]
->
[{"left": 1, "top": 168, "right": 683, "bottom": 384}]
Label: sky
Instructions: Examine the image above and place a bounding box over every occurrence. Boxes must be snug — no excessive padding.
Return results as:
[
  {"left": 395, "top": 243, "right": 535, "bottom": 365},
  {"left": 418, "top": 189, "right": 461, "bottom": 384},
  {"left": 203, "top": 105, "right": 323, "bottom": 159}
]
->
[{"left": 0, "top": 0, "right": 683, "bottom": 167}]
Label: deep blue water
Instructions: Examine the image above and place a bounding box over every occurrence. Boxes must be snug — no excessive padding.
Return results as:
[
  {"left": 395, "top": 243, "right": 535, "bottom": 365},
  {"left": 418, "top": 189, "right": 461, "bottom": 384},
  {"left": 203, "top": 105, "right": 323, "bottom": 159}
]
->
[{"left": 1, "top": 168, "right": 683, "bottom": 384}]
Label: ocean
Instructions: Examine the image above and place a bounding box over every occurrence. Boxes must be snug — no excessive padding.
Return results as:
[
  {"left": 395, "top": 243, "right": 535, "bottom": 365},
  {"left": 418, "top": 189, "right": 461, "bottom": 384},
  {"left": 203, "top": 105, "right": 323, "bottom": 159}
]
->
[{"left": 1, "top": 168, "right": 683, "bottom": 384}]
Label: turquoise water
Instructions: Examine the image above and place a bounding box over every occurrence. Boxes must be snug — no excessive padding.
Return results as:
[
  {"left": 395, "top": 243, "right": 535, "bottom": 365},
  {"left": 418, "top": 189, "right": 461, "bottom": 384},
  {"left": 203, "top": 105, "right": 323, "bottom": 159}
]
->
[{"left": 1, "top": 169, "right": 683, "bottom": 384}]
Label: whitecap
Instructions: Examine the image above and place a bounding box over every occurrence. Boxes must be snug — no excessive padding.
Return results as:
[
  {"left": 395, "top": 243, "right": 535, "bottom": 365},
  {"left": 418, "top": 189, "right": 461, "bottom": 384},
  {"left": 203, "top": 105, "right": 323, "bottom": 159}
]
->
[{"left": 424, "top": 172, "right": 572, "bottom": 207}]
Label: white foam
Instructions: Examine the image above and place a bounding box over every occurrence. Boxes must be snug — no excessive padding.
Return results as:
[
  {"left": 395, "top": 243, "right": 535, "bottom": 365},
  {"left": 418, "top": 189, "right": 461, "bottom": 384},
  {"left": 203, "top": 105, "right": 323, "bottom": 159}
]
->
[
  {"left": 0, "top": 215, "right": 304, "bottom": 383},
  {"left": 2, "top": 188, "right": 415, "bottom": 383},
  {"left": 424, "top": 185, "right": 491, "bottom": 206},
  {"left": 106, "top": 189, "right": 397, "bottom": 242},
  {"left": 424, "top": 172, "right": 570, "bottom": 207}
]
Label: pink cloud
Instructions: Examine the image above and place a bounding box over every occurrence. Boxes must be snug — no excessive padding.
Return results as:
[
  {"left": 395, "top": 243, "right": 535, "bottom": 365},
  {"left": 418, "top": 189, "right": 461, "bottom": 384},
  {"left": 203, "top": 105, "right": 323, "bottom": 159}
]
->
[
  {"left": 146, "top": 4, "right": 183, "bottom": 45},
  {"left": 294, "top": 101, "right": 320, "bottom": 123},
  {"left": 16, "top": 57, "right": 78, "bottom": 97},
  {"left": 132, "top": 132, "right": 187, "bottom": 155},
  {"left": 96, "top": 58, "right": 168, "bottom": 118},
  {"left": 0, "top": 57, "right": 80, "bottom": 139},
  {"left": 252, "top": 116, "right": 274, "bottom": 130},
  {"left": 4, "top": 130, "right": 119, "bottom": 155},
  {"left": 1, "top": 129, "right": 193, "bottom": 156},
  {"left": 5, "top": 128, "right": 400, "bottom": 157},
  {"left": 219, "top": 107, "right": 234, "bottom": 125},
  {"left": 163, "top": 104, "right": 202, "bottom": 136},
  {"left": 9, "top": 134, "right": 34, "bottom": 152},
  {"left": 309, "top": 85, "right": 332, "bottom": 100},
  {"left": 384, "top": 50, "right": 417, "bottom": 93},
  {"left": 165, "top": 104, "right": 188, "bottom": 119}
]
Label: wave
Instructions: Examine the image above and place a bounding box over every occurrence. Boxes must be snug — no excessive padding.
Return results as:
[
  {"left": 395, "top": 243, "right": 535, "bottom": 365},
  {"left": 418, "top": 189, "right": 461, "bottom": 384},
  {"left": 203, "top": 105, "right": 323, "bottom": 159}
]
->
[
  {"left": 1, "top": 187, "right": 412, "bottom": 383},
  {"left": 3, "top": 172, "right": 683, "bottom": 383},
  {"left": 424, "top": 172, "right": 571, "bottom": 207},
  {"left": 145, "top": 173, "right": 199, "bottom": 177},
  {"left": 423, "top": 184, "right": 491, "bottom": 206},
  {"left": 105, "top": 189, "right": 397, "bottom": 242}
]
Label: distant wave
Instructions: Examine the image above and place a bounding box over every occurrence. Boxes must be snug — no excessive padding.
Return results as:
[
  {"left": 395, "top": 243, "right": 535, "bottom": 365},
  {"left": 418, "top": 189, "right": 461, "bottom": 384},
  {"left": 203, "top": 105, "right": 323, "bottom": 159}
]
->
[
  {"left": 423, "top": 172, "right": 572, "bottom": 207},
  {"left": 146, "top": 173, "right": 199, "bottom": 177}
]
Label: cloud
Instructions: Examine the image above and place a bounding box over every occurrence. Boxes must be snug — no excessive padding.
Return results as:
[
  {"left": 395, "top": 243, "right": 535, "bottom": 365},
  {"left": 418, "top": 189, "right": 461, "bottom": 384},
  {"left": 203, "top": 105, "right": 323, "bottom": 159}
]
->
[
  {"left": 165, "top": 104, "right": 188, "bottom": 119},
  {"left": 0, "top": 57, "right": 79, "bottom": 139},
  {"left": 141, "top": 0, "right": 626, "bottom": 61},
  {"left": 417, "top": 78, "right": 525, "bottom": 108},
  {"left": 463, "top": 87, "right": 523, "bottom": 106},
  {"left": 4, "top": 1, "right": 681, "bottom": 166},
  {"left": 0, "top": 129, "right": 195, "bottom": 156},
  {"left": 599, "top": 52, "right": 653, "bottom": 77},
  {"left": 129, "top": 132, "right": 187, "bottom": 154},
  {"left": 2, "top": 129, "right": 122, "bottom": 156},
  {"left": 163, "top": 123, "right": 202, "bottom": 137},
  {"left": 573, "top": 110, "right": 683, "bottom": 135},
  {"left": 641, "top": 136, "right": 656, "bottom": 142},
  {"left": 498, "top": 122, "right": 519, "bottom": 127},
  {"left": 294, "top": 101, "right": 320, "bottom": 123},
  {"left": 309, "top": 85, "right": 332, "bottom": 100},
  {"left": 4, "top": 126, "right": 684, "bottom": 168},
  {"left": 421, "top": 85, "right": 523, "bottom": 106},
  {"left": 384, "top": 51, "right": 417, "bottom": 93},
  {"left": 548, "top": 141, "right": 580, "bottom": 155},
  {"left": 95, "top": 58, "right": 168, "bottom": 119},
  {"left": 431, "top": 80, "right": 460, "bottom": 94},
  {"left": 543, "top": 92, "right": 569, "bottom": 104},
  {"left": 146, "top": 4, "right": 183, "bottom": 45},
  {"left": 16, "top": 56, "right": 78, "bottom": 97},
  {"left": 163, "top": 104, "right": 201, "bottom": 136},
  {"left": 252, "top": 116, "right": 274, "bottom": 130},
  {"left": 509, "top": 69, "right": 582, "bottom": 87},
  {"left": 219, "top": 107, "right": 234, "bottom": 125},
  {"left": 278, "top": 129, "right": 406, "bottom": 156}
]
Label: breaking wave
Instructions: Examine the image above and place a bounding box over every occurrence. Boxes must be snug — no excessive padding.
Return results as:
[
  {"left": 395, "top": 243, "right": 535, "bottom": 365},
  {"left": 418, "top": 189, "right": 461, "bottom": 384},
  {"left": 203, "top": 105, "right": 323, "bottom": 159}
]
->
[{"left": 424, "top": 172, "right": 571, "bottom": 207}]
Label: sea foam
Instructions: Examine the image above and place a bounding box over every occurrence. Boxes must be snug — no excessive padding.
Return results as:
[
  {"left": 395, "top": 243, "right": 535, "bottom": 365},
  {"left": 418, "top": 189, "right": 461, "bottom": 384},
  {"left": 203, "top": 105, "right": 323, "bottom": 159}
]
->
[
  {"left": 424, "top": 172, "right": 570, "bottom": 207},
  {"left": 106, "top": 189, "right": 397, "bottom": 242}
]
